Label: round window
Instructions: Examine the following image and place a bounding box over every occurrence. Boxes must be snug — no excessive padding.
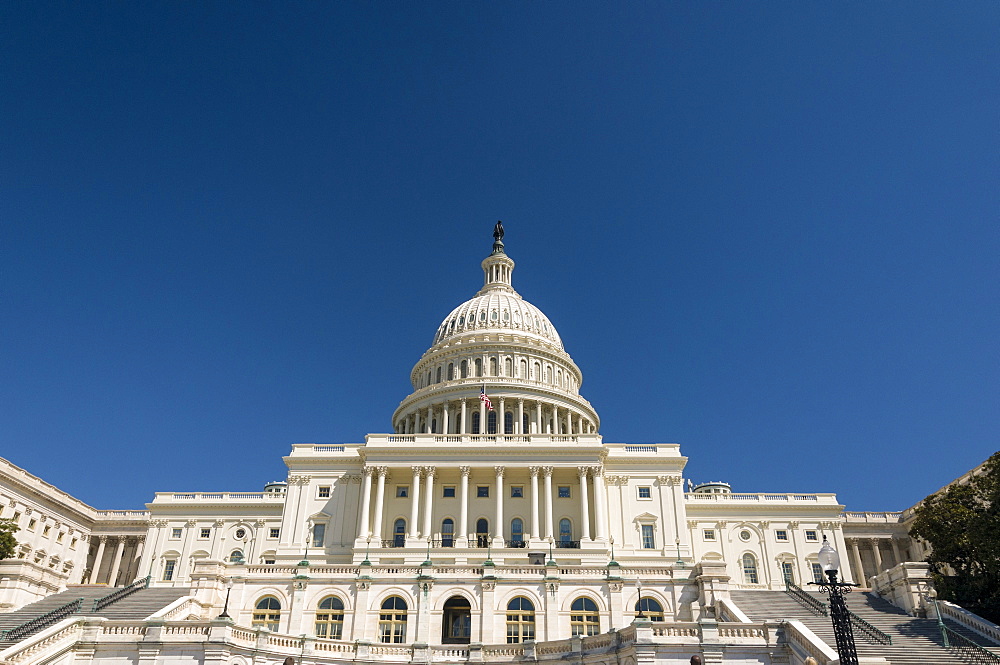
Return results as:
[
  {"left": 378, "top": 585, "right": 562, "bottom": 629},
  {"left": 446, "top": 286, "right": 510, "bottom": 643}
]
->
[
  {"left": 235, "top": 528, "right": 247, "bottom": 539},
  {"left": 739, "top": 530, "right": 751, "bottom": 541}
]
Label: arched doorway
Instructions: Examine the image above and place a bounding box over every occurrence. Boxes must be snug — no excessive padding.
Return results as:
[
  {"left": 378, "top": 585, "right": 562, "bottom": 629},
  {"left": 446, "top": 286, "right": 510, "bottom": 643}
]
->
[
  {"left": 476, "top": 518, "right": 489, "bottom": 548},
  {"left": 442, "top": 596, "right": 472, "bottom": 644}
]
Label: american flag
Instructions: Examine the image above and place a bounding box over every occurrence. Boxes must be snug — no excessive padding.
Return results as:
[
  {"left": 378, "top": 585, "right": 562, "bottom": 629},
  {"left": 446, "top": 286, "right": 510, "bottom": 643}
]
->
[{"left": 480, "top": 386, "right": 494, "bottom": 411}]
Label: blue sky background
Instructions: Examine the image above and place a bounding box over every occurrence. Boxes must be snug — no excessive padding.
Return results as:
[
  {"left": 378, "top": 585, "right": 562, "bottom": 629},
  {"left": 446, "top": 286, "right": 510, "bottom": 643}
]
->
[{"left": 2, "top": 3, "right": 997, "bottom": 512}]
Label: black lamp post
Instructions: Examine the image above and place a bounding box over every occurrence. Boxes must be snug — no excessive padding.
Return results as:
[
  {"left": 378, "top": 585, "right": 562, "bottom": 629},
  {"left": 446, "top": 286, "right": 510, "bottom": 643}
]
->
[
  {"left": 636, "top": 578, "right": 646, "bottom": 619},
  {"left": 218, "top": 578, "right": 234, "bottom": 619},
  {"left": 809, "top": 536, "right": 859, "bottom": 665}
]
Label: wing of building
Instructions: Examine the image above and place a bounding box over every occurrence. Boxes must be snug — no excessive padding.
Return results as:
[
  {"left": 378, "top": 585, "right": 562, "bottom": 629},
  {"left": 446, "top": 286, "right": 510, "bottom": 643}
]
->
[{"left": 0, "top": 227, "right": 994, "bottom": 664}]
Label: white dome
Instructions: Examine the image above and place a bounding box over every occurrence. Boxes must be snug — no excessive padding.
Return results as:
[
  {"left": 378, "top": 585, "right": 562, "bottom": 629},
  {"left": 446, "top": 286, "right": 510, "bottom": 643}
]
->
[{"left": 432, "top": 291, "right": 564, "bottom": 350}]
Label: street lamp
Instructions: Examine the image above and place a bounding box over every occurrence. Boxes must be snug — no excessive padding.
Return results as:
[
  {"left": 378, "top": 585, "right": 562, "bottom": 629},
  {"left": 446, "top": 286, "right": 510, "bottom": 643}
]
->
[
  {"left": 928, "top": 587, "right": 949, "bottom": 647},
  {"left": 636, "top": 578, "right": 645, "bottom": 619},
  {"left": 808, "top": 536, "right": 859, "bottom": 665},
  {"left": 218, "top": 577, "right": 234, "bottom": 619}
]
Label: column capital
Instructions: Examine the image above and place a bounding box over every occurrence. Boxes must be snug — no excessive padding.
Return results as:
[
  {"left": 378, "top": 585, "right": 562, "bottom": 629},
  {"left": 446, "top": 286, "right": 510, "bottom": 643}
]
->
[
  {"left": 361, "top": 466, "right": 374, "bottom": 478},
  {"left": 578, "top": 466, "right": 591, "bottom": 479},
  {"left": 528, "top": 466, "right": 541, "bottom": 478},
  {"left": 541, "top": 466, "right": 554, "bottom": 478},
  {"left": 424, "top": 466, "right": 437, "bottom": 478},
  {"left": 494, "top": 466, "right": 505, "bottom": 478},
  {"left": 375, "top": 466, "right": 390, "bottom": 477},
  {"left": 459, "top": 466, "right": 472, "bottom": 477}
]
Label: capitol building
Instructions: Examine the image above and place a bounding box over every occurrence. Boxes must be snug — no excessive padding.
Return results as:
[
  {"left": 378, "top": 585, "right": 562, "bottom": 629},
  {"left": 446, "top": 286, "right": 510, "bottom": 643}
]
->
[{"left": 0, "top": 225, "right": 988, "bottom": 664}]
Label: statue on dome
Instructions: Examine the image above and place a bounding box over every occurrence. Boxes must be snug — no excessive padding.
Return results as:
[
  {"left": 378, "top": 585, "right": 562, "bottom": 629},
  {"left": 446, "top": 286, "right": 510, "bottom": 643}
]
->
[{"left": 493, "top": 220, "right": 504, "bottom": 242}]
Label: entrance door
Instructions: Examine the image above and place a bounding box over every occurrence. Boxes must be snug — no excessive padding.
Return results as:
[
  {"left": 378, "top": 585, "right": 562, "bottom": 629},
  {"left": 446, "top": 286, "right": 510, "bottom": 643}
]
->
[{"left": 442, "top": 596, "right": 472, "bottom": 644}]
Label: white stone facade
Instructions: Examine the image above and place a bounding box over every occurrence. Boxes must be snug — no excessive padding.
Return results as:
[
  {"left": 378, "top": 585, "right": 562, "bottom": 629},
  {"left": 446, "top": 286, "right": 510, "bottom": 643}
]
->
[{"left": 0, "top": 227, "right": 923, "bottom": 663}]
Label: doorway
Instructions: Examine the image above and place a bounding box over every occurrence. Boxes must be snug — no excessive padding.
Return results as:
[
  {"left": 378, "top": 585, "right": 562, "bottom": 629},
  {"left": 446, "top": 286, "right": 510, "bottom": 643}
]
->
[{"left": 442, "top": 596, "right": 472, "bottom": 644}]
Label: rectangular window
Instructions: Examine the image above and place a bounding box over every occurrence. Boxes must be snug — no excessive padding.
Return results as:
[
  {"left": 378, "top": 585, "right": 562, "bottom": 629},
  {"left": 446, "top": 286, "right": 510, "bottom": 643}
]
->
[
  {"left": 703, "top": 529, "right": 716, "bottom": 541},
  {"left": 200, "top": 528, "right": 211, "bottom": 539},
  {"left": 163, "top": 559, "right": 176, "bottom": 581},
  {"left": 641, "top": 524, "right": 655, "bottom": 549},
  {"left": 443, "top": 486, "right": 456, "bottom": 498},
  {"left": 477, "top": 486, "right": 489, "bottom": 498},
  {"left": 637, "top": 486, "right": 652, "bottom": 499},
  {"left": 269, "top": 528, "right": 280, "bottom": 539},
  {"left": 317, "top": 486, "right": 331, "bottom": 498},
  {"left": 12, "top": 512, "right": 21, "bottom": 524},
  {"left": 70, "top": 538, "right": 77, "bottom": 549},
  {"left": 781, "top": 561, "right": 794, "bottom": 584},
  {"left": 312, "top": 524, "right": 326, "bottom": 548},
  {"left": 264, "top": 558, "right": 276, "bottom": 565},
  {"left": 27, "top": 519, "right": 36, "bottom": 531},
  {"left": 510, "top": 486, "right": 524, "bottom": 498},
  {"left": 56, "top": 532, "right": 64, "bottom": 542},
  {"left": 396, "top": 486, "right": 409, "bottom": 498},
  {"left": 812, "top": 563, "right": 825, "bottom": 583},
  {"left": 805, "top": 530, "right": 818, "bottom": 542},
  {"left": 171, "top": 528, "right": 182, "bottom": 539},
  {"left": 558, "top": 486, "right": 571, "bottom": 498},
  {"left": 775, "top": 530, "right": 788, "bottom": 542},
  {"left": 43, "top": 525, "right": 51, "bottom": 536}
]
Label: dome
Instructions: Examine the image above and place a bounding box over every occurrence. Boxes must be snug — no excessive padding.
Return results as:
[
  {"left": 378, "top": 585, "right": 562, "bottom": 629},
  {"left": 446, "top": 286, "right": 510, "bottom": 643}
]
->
[{"left": 431, "top": 292, "right": 564, "bottom": 350}]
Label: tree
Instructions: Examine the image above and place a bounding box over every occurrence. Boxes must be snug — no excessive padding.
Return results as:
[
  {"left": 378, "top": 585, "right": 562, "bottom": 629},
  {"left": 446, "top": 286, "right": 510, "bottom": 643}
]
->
[
  {"left": 909, "top": 451, "right": 1000, "bottom": 623},
  {"left": 0, "top": 518, "right": 18, "bottom": 560}
]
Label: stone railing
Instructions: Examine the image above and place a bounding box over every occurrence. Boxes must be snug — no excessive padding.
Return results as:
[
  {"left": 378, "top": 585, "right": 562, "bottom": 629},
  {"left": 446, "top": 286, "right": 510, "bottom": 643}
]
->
[
  {"left": 0, "top": 617, "right": 82, "bottom": 665},
  {"left": 686, "top": 492, "right": 838, "bottom": 503},
  {"left": 842, "top": 511, "right": 904, "bottom": 523},
  {"left": 781, "top": 619, "right": 838, "bottom": 664},
  {"left": 717, "top": 597, "right": 752, "bottom": 623},
  {"left": 366, "top": 433, "right": 600, "bottom": 446},
  {"left": 155, "top": 492, "right": 285, "bottom": 502},
  {"left": 872, "top": 561, "right": 931, "bottom": 616},
  {"left": 939, "top": 600, "right": 1000, "bottom": 645},
  {"left": 147, "top": 595, "right": 212, "bottom": 621}
]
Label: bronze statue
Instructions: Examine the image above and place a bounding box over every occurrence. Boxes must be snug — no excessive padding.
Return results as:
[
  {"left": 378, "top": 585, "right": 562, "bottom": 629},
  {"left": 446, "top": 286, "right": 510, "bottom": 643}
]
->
[{"left": 493, "top": 220, "right": 504, "bottom": 242}]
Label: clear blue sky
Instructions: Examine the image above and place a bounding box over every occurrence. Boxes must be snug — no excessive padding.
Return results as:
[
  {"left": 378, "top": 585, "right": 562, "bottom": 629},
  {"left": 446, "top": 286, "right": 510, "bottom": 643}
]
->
[{"left": 2, "top": 3, "right": 997, "bottom": 512}]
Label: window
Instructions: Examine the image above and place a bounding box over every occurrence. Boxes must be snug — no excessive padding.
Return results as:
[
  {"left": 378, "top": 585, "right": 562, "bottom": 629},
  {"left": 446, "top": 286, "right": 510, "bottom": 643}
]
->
[
  {"left": 229, "top": 549, "right": 244, "bottom": 564},
  {"left": 269, "top": 528, "right": 280, "bottom": 539},
  {"left": 27, "top": 519, "right": 36, "bottom": 531},
  {"left": 70, "top": 538, "right": 77, "bottom": 549},
  {"left": 442, "top": 519, "right": 455, "bottom": 547},
  {"left": 436, "top": 367, "right": 442, "bottom": 383},
  {"left": 264, "top": 558, "right": 276, "bottom": 564},
  {"left": 505, "top": 597, "right": 535, "bottom": 643},
  {"left": 312, "top": 524, "right": 326, "bottom": 548},
  {"left": 171, "top": 528, "right": 182, "bottom": 539},
  {"left": 43, "top": 525, "right": 50, "bottom": 537},
  {"left": 163, "top": 559, "right": 176, "bottom": 581},
  {"left": 703, "top": 529, "right": 716, "bottom": 541},
  {"left": 393, "top": 519, "right": 405, "bottom": 547},
  {"left": 805, "top": 530, "right": 818, "bottom": 542},
  {"left": 511, "top": 518, "right": 524, "bottom": 545},
  {"left": 443, "top": 486, "right": 456, "bottom": 498},
  {"left": 570, "top": 598, "right": 600, "bottom": 636},
  {"left": 811, "top": 563, "right": 825, "bottom": 583},
  {"left": 487, "top": 411, "right": 497, "bottom": 434},
  {"left": 739, "top": 530, "right": 752, "bottom": 541},
  {"left": 477, "top": 486, "right": 489, "bottom": 498},
  {"left": 474, "top": 358, "right": 483, "bottom": 377},
  {"left": 253, "top": 597, "right": 281, "bottom": 631},
  {"left": 742, "top": 553, "right": 759, "bottom": 584},
  {"left": 200, "top": 528, "right": 211, "bottom": 539},
  {"left": 396, "top": 486, "right": 409, "bottom": 498},
  {"left": 641, "top": 524, "right": 655, "bottom": 549},
  {"left": 559, "top": 518, "right": 572, "bottom": 546},
  {"left": 316, "top": 596, "right": 345, "bottom": 639},
  {"left": 781, "top": 561, "right": 794, "bottom": 584},
  {"left": 460, "top": 360, "right": 468, "bottom": 378},
  {"left": 637, "top": 486, "right": 652, "bottom": 499},
  {"left": 12, "top": 512, "right": 21, "bottom": 524},
  {"left": 490, "top": 357, "right": 497, "bottom": 375},
  {"left": 472, "top": 412, "right": 481, "bottom": 434},
  {"left": 504, "top": 411, "right": 513, "bottom": 433},
  {"left": 476, "top": 518, "right": 489, "bottom": 548},
  {"left": 558, "top": 486, "right": 571, "bottom": 498},
  {"left": 776, "top": 530, "right": 788, "bottom": 542},
  {"left": 318, "top": 486, "right": 331, "bottom": 498},
  {"left": 635, "top": 597, "right": 664, "bottom": 621},
  {"left": 379, "top": 597, "right": 408, "bottom": 643},
  {"left": 510, "top": 486, "right": 523, "bottom": 498},
  {"left": 56, "top": 532, "right": 64, "bottom": 543}
]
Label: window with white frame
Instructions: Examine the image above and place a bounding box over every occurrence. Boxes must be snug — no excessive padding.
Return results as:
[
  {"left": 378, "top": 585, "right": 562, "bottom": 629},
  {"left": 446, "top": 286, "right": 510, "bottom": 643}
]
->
[
  {"left": 269, "top": 528, "right": 280, "bottom": 539},
  {"left": 703, "top": 529, "right": 716, "bottom": 541},
  {"left": 811, "top": 563, "right": 824, "bottom": 583},
  {"left": 317, "top": 486, "right": 331, "bottom": 498},
  {"left": 742, "top": 553, "right": 759, "bottom": 584},
  {"left": 163, "top": 559, "right": 176, "bottom": 581},
  {"left": 775, "top": 529, "right": 788, "bottom": 541},
  {"left": 200, "top": 528, "right": 211, "bottom": 539},
  {"left": 637, "top": 486, "right": 652, "bottom": 499},
  {"left": 641, "top": 524, "right": 656, "bottom": 549},
  {"left": 805, "top": 530, "right": 818, "bottom": 541},
  {"left": 396, "top": 486, "right": 409, "bottom": 498},
  {"left": 170, "top": 528, "right": 182, "bottom": 539}
]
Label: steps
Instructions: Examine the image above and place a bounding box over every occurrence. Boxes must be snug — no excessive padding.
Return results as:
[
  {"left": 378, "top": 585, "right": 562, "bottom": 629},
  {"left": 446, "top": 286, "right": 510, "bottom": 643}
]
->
[
  {"left": 730, "top": 589, "right": 1000, "bottom": 665},
  {"left": 0, "top": 585, "right": 190, "bottom": 649}
]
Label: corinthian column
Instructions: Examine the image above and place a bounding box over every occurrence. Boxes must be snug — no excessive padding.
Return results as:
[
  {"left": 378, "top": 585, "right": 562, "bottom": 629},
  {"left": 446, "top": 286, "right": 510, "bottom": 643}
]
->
[
  {"left": 371, "top": 467, "right": 388, "bottom": 541},
  {"left": 529, "top": 467, "right": 540, "bottom": 542},
  {"left": 458, "top": 466, "right": 471, "bottom": 546},
  {"left": 409, "top": 467, "right": 423, "bottom": 539},
  {"left": 593, "top": 467, "right": 608, "bottom": 541},
  {"left": 422, "top": 467, "right": 436, "bottom": 540},
  {"left": 495, "top": 466, "right": 505, "bottom": 546},
  {"left": 578, "top": 467, "right": 591, "bottom": 541},
  {"left": 543, "top": 467, "right": 554, "bottom": 539},
  {"left": 357, "top": 467, "right": 373, "bottom": 540}
]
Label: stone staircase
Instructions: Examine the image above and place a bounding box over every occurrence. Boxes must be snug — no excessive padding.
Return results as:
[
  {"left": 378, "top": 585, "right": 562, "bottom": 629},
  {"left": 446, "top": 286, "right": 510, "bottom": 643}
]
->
[
  {"left": 730, "top": 589, "right": 1000, "bottom": 664},
  {"left": 0, "top": 585, "right": 191, "bottom": 649}
]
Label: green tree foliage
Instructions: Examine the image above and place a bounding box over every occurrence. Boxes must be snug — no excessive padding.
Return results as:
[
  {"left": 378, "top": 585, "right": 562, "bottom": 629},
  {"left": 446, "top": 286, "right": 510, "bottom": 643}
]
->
[
  {"left": 0, "top": 518, "right": 18, "bottom": 560},
  {"left": 910, "top": 451, "right": 1000, "bottom": 623}
]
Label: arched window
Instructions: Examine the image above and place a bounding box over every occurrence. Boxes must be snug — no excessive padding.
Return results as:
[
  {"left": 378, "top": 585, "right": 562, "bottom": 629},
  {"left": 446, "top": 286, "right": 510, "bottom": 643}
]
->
[
  {"left": 533, "top": 362, "right": 540, "bottom": 380},
  {"left": 559, "top": 518, "right": 572, "bottom": 546},
  {"left": 316, "top": 596, "right": 345, "bottom": 638},
  {"left": 522, "top": 413, "right": 529, "bottom": 434},
  {"left": 229, "top": 549, "right": 244, "bottom": 564},
  {"left": 431, "top": 418, "right": 438, "bottom": 434},
  {"left": 447, "top": 363, "right": 454, "bottom": 380},
  {"left": 487, "top": 411, "right": 497, "bottom": 434},
  {"left": 436, "top": 367, "right": 442, "bottom": 383},
  {"left": 519, "top": 359, "right": 526, "bottom": 378},
  {"left": 635, "top": 597, "right": 664, "bottom": 621},
  {"left": 476, "top": 518, "right": 489, "bottom": 548},
  {"left": 545, "top": 367, "right": 551, "bottom": 383},
  {"left": 742, "top": 553, "right": 759, "bottom": 584},
  {"left": 472, "top": 412, "right": 481, "bottom": 434},
  {"left": 505, "top": 597, "right": 535, "bottom": 643},
  {"left": 504, "top": 358, "right": 512, "bottom": 376},
  {"left": 557, "top": 370, "right": 562, "bottom": 387},
  {"left": 510, "top": 518, "right": 524, "bottom": 546},
  {"left": 504, "top": 411, "right": 513, "bottom": 434},
  {"left": 489, "top": 357, "right": 497, "bottom": 375},
  {"left": 479, "top": 310, "right": 487, "bottom": 322},
  {"left": 393, "top": 519, "right": 406, "bottom": 547},
  {"left": 780, "top": 561, "right": 794, "bottom": 584},
  {"left": 461, "top": 360, "right": 468, "bottom": 378},
  {"left": 441, "top": 519, "right": 455, "bottom": 548},
  {"left": 378, "top": 597, "right": 408, "bottom": 643},
  {"left": 253, "top": 597, "right": 281, "bottom": 631},
  {"left": 475, "top": 358, "right": 483, "bottom": 377},
  {"left": 570, "top": 597, "right": 600, "bottom": 636}
]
